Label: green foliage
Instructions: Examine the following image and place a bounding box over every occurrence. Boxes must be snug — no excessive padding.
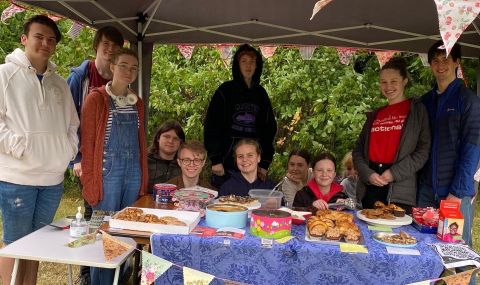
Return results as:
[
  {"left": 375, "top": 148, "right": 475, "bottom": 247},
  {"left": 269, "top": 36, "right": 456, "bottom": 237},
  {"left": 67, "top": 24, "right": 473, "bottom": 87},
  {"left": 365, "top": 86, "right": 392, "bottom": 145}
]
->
[{"left": 0, "top": 3, "right": 478, "bottom": 182}]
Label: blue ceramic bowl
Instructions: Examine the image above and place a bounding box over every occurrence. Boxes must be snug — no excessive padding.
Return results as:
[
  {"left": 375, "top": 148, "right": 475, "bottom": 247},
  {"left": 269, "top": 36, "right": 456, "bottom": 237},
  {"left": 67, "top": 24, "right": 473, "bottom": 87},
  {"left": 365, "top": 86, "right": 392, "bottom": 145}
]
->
[{"left": 205, "top": 204, "right": 248, "bottom": 229}]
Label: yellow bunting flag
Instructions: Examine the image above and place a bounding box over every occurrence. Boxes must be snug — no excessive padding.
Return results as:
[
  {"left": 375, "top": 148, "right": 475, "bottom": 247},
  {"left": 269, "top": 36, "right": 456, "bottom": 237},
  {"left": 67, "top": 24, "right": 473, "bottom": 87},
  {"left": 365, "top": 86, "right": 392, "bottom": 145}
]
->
[
  {"left": 100, "top": 230, "right": 133, "bottom": 261},
  {"left": 183, "top": 267, "right": 214, "bottom": 285},
  {"left": 442, "top": 268, "right": 477, "bottom": 285},
  {"left": 141, "top": 251, "right": 173, "bottom": 285}
]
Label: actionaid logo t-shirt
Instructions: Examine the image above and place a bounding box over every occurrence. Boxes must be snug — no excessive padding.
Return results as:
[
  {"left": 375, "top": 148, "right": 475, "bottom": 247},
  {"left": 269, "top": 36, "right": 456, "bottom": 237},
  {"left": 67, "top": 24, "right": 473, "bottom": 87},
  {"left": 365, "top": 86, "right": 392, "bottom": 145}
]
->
[{"left": 369, "top": 99, "right": 412, "bottom": 163}]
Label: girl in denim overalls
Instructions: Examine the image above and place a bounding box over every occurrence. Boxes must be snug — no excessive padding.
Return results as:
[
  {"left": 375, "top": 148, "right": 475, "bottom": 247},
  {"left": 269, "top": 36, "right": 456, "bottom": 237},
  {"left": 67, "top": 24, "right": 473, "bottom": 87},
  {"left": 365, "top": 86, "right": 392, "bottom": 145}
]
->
[{"left": 80, "top": 48, "right": 148, "bottom": 285}]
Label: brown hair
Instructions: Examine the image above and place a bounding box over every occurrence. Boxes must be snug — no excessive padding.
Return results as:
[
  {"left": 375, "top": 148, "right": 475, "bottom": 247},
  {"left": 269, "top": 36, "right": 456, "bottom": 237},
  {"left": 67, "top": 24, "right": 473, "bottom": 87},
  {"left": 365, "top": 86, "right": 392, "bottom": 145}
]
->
[
  {"left": 178, "top": 140, "right": 206, "bottom": 158},
  {"left": 148, "top": 120, "right": 185, "bottom": 155},
  {"left": 312, "top": 152, "right": 337, "bottom": 171},
  {"left": 233, "top": 139, "right": 261, "bottom": 156},
  {"left": 23, "top": 15, "right": 61, "bottom": 43},
  {"left": 111, "top": 47, "right": 138, "bottom": 64},
  {"left": 93, "top": 26, "right": 124, "bottom": 52}
]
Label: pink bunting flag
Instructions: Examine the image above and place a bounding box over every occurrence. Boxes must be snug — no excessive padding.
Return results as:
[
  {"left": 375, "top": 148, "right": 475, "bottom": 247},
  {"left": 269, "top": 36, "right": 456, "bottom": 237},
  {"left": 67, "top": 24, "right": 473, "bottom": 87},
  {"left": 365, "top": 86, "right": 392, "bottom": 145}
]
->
[
  {"left": 215, "top": 45, "right": 234, "bottom": 67},
  {"left": 141, "top": 251, "right": 172, "bottom": 285},
  {"left": 259, "top": 45, "right": 277, "bottom": 58},
  {"left": 48, "top": 15, "right": 62, "bottom": 22},
  {"left": 375, "top": 51, "right": 397, "bottom": 68},
  {"left": 310, "top": 0, "right": 333, "bottom": 20},
  {"left": 177, "top": 45, "right": 195, "bottom": 60},
  {"left": 336, "top": 47, "right": 357, "bottom": 65},
  {"left": 68, "top": 22, "right": 84, "bottom": 39},
  {"left": 456, "top": 64, "right": 464, "bottom": 79},
  {"left": 298, "top": 46, "right": 317, "bottom": 60},
  {"left": 1, "top": 4, "right": 25, "bottom": 23},
  {"left": 434, "top": 0, "right": 480, "bottom": 56}
]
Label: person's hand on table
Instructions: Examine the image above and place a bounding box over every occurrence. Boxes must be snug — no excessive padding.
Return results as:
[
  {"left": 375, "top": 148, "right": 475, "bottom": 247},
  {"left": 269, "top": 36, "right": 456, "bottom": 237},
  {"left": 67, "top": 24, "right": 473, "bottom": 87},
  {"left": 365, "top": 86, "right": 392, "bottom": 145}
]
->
[
  {"left": 73, "top": 162, "right": 82, "bottom": 177},
  {"left": 258, "top": 167, "right": 268, "bottom": 181},
  {"left": 312, "top": 199, "right": 328, "bottom": 210},
  {"left": 368, "top": 173, "right": 388, "bottom": 187},
  {"left": 446, "top": 193, "right": 462, "bottom": 203},
  {"left": 212, "top": 163, "right": 225, "bottom": 176},
  {"left": 380, "top": 169, "right": 394, "bottom": 183}
]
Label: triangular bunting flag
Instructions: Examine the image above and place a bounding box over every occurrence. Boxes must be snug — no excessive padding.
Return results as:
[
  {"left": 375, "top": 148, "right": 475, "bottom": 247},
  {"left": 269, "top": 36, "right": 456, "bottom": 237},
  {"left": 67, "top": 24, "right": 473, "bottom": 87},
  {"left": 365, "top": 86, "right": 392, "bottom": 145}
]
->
[
  {"left": 336, "top": 47, "right": 357, "bottom": 65},
  {"left": 259, "top": 45, "right": 277, "bottom": 58},
  {"left": 375, "top": 51, "right": 397, "bottom": 68},
  {"left": 456, "top": 64, "right": 464, "bottom": 79},
  {"left": 68, "top": 21, "right": 84, "bottom": 39},
  {"left": 310, "top": 0, "right": 333, "bottom": 20},
  {"left": 100, "top": 230, "right": 133, "bottom": 261},
  {"left": 298, "top": 46, "right": 317, "bottom": 60},
  {"left": 418, "top": 53, "right": 429, "bottom": 67},
  {"left": 183, "top": 267, "right": 214, "bottom": 285},
  {"left": 215, "top": 45, "right": 234, "bottom": 67},
  {"left": 48, "top": 15, "right": 62, "bottom": 22},
  {"left": 141, "top": 251, "right": 173, "bottom": 285},
  {"left": 434, "top": 0, "right": 480, "bottom": 56},
  {"left": 177, "top": 45, "right": 195, "bottom": 60},
  {"left": 1, "top": 4, "right": 25, "bottom": 23},
  {"left": 442, "top": 268, "right": 477, "bottom": 285}
]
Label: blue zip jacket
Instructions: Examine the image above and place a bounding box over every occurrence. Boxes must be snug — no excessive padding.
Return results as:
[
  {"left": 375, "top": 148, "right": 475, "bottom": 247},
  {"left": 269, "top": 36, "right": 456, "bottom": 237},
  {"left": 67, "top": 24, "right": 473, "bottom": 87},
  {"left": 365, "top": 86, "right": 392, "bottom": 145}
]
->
[
  {"left": 67, "top": 59, "right": 90, "bottom": 165},
  {"left": 421, "top": 79, "right": 480, "bottom": 198}
]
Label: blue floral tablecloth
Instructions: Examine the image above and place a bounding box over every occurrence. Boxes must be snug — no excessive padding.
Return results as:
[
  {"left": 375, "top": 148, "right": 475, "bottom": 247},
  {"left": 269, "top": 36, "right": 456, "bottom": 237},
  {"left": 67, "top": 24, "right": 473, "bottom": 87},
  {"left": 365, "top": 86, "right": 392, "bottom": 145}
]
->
[{"left": 151, "top": 217, "right": 444, "bottom": 285}]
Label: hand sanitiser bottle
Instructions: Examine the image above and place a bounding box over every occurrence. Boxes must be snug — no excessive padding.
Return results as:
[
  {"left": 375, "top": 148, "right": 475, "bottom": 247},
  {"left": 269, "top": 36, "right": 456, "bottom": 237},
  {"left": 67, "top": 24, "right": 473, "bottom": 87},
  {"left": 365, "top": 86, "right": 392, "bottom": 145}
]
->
[{"left": 70, "top": 206, "right": 89, "bottom": 238}]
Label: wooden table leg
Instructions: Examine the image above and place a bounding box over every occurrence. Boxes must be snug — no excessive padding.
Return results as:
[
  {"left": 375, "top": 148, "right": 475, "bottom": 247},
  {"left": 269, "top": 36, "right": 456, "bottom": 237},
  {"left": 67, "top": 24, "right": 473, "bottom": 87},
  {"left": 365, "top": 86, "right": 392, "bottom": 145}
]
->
[{"left": 10, "top": 258, "right": 19, "bottom": 285}]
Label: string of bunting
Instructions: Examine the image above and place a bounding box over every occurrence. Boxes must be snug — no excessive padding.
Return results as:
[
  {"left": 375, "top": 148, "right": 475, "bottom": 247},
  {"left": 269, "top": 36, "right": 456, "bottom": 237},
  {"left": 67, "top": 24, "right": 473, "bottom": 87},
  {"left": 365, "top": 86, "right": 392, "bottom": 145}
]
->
[{"left": 98, "top": 231, "right": 250, "bottom": 285}]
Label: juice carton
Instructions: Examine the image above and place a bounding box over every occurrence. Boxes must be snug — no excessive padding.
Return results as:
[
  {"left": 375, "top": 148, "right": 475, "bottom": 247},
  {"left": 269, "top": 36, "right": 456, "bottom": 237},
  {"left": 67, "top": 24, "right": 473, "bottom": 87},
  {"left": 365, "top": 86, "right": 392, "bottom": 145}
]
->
[{"left": 437, "top": 200, "right": 464, "bottom": 243}]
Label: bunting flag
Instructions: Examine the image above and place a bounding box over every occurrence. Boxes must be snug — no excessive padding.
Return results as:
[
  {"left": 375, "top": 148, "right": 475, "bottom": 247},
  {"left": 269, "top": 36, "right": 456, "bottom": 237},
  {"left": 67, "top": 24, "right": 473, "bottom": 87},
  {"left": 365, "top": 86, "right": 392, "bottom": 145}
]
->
[
  {"left": 215, "top": 45, "right": 234, "bottom": 67},
  {"left": 177, "top": 45, "right": 195, "bottom": 60},
  {"left": 48, "top": 15, "right": 62, "bottom": 22},
  {"left": 375, "top": 51, "right": 397, "bottom": 68},
  {"left": 100, "top": 230, "right": 133, "bottom": 261},
  {"left": 298, "top": 46, "right": 317, "bottom": 60},
  {"left": 456, "top": 64, "right": 464, "bottom": 79},
  {"left": 183, "top": 267, "right": 215, "bottom": 285},
  {"left": 474, "top": 167, "right": 480, "bottom": 182},
  {"left": 1, "top": 4, "right": 25, "bottom": 23},
  {"left": 141, "top": 251, "right": 173, "bottom": 285},
  {"left": 336, "top": 47, "right": 357, "bottom": 65},
  {"left": 441, "top": 268, "right": 477, "bottom": 285},
  {"left": 310, "top": 0, "right": 333, "bottom": 20},
  {"left": 433, "top": 0, "right": 480, "bottom": 56},
  {"left": 418, "top": 53, "right": 430, "bottom": 67},
  {"left": 68, "top": 21, "right": 84, "bottom": 39},
  {"left": 259, "top": 45, "right": 277, "bottom": 58}
]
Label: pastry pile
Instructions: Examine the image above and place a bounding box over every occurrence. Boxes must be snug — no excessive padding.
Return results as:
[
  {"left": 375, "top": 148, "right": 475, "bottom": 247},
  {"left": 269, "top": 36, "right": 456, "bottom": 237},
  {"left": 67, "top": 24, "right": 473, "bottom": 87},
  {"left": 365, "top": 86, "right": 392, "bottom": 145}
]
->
[
  {"left": 377, "top": 231, "right": 416, "bottom": 245},
  {"left": 307, "top": 209, "right": 361, "bottom": 242},
  {"left": 115, "top": 208, "right": 186, "bottom": 226},
  {"left": 361, "top": 201, "right": 406, "bottom": 219},
  {"left": 218, "top": 195, "right": 258, "bottom": 206}
]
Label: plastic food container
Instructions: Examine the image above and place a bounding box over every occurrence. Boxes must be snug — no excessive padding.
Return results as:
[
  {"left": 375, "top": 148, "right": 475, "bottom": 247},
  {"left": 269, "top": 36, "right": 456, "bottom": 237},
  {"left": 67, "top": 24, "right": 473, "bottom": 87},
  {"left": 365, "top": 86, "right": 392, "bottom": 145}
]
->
[
  {"left": 205, "top": 204, "right": 248, "bottom": 229},
  {"left": 248, "top": 189, "right": 283, "bottom": 209},
  {"left": 153, "top": 184, "right": 177, "bottom": 203}
]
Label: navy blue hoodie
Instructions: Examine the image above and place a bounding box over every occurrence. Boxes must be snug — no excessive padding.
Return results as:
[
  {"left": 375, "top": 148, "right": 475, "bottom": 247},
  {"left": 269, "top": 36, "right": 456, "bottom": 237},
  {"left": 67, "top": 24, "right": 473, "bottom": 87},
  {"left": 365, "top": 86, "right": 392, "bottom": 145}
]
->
[
  {"left": 204, "top": 44, "right": 277, "bottom": 172},
  {"left": 220, "top": 172, "right": 276, "bottom": 197}
]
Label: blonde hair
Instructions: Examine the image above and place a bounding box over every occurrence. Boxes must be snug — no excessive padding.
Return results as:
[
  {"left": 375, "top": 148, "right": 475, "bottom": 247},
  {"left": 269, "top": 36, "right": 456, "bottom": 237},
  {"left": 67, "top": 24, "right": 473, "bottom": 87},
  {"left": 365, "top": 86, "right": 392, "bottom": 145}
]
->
[{"left": 341, "top": 151, "right": 354, "bottom": 177}]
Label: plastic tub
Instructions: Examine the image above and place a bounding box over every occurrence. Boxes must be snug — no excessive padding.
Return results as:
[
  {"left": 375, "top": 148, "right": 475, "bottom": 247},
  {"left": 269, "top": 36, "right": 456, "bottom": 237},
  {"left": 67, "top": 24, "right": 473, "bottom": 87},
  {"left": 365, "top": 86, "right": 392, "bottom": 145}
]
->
[{"left": 248, "top": 189, "right": 283, "bottom": 210}]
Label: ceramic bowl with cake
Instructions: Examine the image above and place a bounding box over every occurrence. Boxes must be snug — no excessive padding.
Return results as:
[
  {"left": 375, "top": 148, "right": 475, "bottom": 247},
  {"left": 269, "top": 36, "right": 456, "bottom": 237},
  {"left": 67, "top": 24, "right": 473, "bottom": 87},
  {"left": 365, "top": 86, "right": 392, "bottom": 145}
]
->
[
  {"left": 205, "top": 204, "right": 248, "bottom": 229},
  {"left": 215, "top": 194, "right": 261, "bottom": 210}
]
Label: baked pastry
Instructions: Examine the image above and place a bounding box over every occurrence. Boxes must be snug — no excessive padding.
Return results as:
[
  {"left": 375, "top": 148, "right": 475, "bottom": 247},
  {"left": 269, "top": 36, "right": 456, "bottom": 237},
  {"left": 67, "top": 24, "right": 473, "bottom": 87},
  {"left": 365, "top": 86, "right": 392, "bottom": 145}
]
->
[
  {"left": 325, "top": 227, "right": 341, "bottom": 240},
  {"left": 391, "top": 204, "right": 406, "bottom": 217},
  {"left": 374, "top": 201, "right": 386, "bottom": 209}
]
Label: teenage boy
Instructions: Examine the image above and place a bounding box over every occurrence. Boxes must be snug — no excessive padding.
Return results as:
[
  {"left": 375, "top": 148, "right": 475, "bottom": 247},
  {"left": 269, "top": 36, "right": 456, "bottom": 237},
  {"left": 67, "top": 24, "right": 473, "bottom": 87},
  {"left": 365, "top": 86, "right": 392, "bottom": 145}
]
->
[
  {"left": 0, "top": 15, "right": 79, "bottom": 284},
  {"left": 67, "top": 25, "right": 123, "bottom": 285},
  {"left": 418, "top": 40, "right": 480, "bottom": 247}
]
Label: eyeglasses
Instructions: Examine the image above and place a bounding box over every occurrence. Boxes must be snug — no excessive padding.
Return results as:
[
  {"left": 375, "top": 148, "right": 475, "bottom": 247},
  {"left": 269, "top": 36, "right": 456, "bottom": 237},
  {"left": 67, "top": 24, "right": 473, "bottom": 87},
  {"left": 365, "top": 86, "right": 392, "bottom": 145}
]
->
[
  {"left": 179, "top": 158, "right": 204, "bottom": 166},
  {"left": 115, "top": 63, "right": 138, "bottom": 74}
]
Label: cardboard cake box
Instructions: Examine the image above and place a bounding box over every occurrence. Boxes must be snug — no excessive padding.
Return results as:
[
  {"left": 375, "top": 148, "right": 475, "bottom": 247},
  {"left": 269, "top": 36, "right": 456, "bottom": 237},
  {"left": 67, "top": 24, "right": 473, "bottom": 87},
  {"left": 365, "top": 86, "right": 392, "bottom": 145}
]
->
[
  {"left": 437, "top": 200, "right": 464, "bottom": 243},
  {"left": 109, "top": 207, "right": 201, "bottom": 235}
]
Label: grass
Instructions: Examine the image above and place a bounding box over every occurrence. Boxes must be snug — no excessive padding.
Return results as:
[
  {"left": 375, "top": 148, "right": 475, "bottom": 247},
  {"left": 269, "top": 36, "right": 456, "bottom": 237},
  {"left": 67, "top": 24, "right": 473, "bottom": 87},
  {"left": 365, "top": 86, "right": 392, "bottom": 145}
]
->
[{"left": 1, "top": 187, "right": 480, "bottom": 284}]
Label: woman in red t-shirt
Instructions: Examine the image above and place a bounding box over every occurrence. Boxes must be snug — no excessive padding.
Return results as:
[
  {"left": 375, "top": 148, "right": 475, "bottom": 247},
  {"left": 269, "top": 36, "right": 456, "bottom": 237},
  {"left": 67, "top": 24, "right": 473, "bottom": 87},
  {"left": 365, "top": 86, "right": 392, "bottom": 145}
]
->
[{"left": 353, "top": 58, "right": 431, "bottom": 212}]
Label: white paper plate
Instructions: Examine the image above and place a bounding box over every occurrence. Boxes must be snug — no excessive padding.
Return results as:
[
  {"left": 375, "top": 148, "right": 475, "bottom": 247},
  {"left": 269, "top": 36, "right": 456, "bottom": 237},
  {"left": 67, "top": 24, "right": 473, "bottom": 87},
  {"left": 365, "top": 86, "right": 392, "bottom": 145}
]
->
[{"left": 356, "top": 210, "right": 412, "bottom": 228}]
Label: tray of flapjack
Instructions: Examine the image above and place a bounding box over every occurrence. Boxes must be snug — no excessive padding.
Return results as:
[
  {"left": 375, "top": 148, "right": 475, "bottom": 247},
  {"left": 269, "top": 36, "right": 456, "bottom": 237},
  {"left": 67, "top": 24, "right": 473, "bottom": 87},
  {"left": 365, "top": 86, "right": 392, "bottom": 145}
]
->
[
  {"left": 305, "top": 209, "right": 364, "bottom": 245},
  {"left": 372, "top": 231, "right": 417, "bottom": 247},
  {"left": 356, "top": 201, "right": 412, "bottom": 228},
  {"left": 109, "top": 207, "right": 200, "bottom": 235}
]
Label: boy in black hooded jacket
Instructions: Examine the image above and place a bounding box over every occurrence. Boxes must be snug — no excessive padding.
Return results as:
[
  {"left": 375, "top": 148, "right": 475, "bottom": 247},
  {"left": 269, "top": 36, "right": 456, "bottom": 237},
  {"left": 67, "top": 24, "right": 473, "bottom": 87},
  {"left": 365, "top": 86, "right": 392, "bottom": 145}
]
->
[{"left": 204, "top": 44, "right": 277, "bottom": 188}]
